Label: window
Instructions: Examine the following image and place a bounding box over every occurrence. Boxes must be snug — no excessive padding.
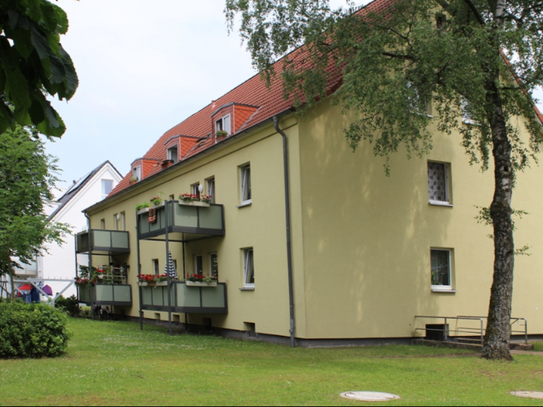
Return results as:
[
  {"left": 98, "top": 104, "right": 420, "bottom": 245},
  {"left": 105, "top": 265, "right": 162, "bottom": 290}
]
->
[
  {"left": 431, "top": 249, "right": 453, "bottom": 291},
  {"left": 100, "top": 219, "right": 106, "bottom": 229},
  {"left": 194, "top": 255, "right": 203, "bottom": 275},
  {"left": 167, "top": 146, "right": 178, "bottom": 163},
  {"left": 428, "top": 162, "right": 451, "bottom": 205},
  {"left": 152, "top": 259, "right": 159, "bottom": 275},
  {"left": 132, "top": 166, "right": 142, "bottom": 183},
  {"left": 101, "top": 179, "right": 113, "bottom": 200},
  {"left": 461, "top": 98, "right": 477, "bottom": 124},
  {"left": 207, "top": 178, "right": 215, "bottom": 203},
  {"left": 210, "top": 253, "right": 218, "bottom": 279},
  {"left": 215, "top": 114, "right": 231, "bottom": 136},
  {"left": 114, "top": 212, "right": 126, "bottom": 231},
  {"left": 243, "top": 248, "right": 254, "bottom": 287},
  {"left": 240, "top": 164, "right": 251, "bottom": 205},
  {"left": 192, "top": 183, "right": 201, "bottom": 200}
]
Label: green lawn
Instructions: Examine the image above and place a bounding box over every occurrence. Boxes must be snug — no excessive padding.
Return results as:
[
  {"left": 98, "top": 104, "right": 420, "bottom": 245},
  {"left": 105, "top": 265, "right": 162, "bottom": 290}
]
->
[{"left": 1, "top": 318, "right": 542, "bottom": 406}]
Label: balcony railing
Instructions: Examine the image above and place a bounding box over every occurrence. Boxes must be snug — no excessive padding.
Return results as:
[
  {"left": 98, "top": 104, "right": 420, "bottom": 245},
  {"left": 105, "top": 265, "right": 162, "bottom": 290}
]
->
[
  {"left": 137, "top": 202, "right": 225, "bottom": 241},
  {"left": 78, "top": 284, "right": 132, "bottom": 306},
  {"left": 76, "top": 230, "right": 130, "bottom": 254},
  {"left": 140, "top": 282, "right": 227, "bottom": 314}
]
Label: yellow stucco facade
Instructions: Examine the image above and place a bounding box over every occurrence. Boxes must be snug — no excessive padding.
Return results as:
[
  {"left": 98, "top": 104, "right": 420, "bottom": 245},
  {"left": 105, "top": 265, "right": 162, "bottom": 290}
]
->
[{"left": 84, "top": 98, "right": 543, "bottom": 344}]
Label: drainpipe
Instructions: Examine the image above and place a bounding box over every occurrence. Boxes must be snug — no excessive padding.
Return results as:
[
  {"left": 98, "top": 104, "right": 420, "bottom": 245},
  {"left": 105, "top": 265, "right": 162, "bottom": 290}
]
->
[
  {"left": 84, "top": 212, "right": 94, "bottom": 319},
  {"left": 273, "top": 115, "right": 296, "bottom": 348}
]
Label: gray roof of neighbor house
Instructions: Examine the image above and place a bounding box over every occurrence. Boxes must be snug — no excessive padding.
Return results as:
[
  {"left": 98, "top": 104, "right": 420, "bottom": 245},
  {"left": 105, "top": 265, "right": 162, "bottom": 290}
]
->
[{"left": 48, "top": 160, "right": 121, "bottom": 221}]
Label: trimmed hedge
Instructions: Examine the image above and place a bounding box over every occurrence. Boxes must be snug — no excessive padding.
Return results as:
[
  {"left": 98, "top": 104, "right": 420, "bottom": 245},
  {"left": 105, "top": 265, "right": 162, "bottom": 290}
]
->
[{"left": 0, "top": 300, "right": 72, "bottom": 358}]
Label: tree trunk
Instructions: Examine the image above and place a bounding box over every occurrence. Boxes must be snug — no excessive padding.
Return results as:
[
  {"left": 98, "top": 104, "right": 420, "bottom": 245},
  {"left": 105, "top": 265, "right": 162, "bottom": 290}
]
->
[
  {"left": 482, "top": 79, "right": 514, "bottom": 361},
  {"left": 8, "top": 268, "right": 16, "bottom": 300}
]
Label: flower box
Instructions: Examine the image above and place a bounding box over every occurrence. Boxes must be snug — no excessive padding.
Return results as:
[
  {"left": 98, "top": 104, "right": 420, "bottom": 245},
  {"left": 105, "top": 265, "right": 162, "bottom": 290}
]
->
[
  {"left": 155, "top": 281, "right": 168, "bottom": 286},
  {"left": 179, "top": 201, "right": 210, "bottom": 207},
  {"left": 137, "top": 207, "right": 150, "bottom": 215},
  {"left": 138, "top": 282, "right": 149, "bottom": 286},
  {"left": 185, "top": 281, "right": 217, "bottom": 287}
]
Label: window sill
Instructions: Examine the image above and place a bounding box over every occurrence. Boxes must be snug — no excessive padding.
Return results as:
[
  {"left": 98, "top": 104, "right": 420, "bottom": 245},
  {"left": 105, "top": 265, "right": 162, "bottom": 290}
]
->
[
  {"left": 431, "top": 288, "right": 456, "bottom": 293},
  {"left": 429, "top": 200, "right": 454, "bottom": 208},
  {"left": 237, "top": 201, "right": 252, "bottom": 209},
  {"left": 239, "top": 287, "right": 255, "bottom": 291}
]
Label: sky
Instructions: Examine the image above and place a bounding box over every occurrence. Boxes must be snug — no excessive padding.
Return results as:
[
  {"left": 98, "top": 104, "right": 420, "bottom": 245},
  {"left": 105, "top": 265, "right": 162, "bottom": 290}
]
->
[{"left": 47, "top": 0, "right": 543, "bottom": 191}]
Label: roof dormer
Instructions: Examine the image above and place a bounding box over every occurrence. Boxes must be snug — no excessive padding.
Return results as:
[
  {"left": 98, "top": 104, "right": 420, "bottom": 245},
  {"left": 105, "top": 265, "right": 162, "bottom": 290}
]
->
[{"left": 211, "top": 103, "right": 260, "bottom": 142}]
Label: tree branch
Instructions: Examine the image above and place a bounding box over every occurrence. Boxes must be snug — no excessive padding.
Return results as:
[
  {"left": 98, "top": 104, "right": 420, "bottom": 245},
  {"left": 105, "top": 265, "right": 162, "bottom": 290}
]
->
[
  {"left": 382, "top": 52, "right": 416, "bottom": 60},
  {"left": 460, "top": 0, "right": 486, "bottom": 25}
]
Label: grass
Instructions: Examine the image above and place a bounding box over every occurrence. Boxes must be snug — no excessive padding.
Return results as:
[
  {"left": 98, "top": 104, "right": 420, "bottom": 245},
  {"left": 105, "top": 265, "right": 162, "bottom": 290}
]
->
[{"left": 1, "top": 318, "right": 543, "bottom": 406}]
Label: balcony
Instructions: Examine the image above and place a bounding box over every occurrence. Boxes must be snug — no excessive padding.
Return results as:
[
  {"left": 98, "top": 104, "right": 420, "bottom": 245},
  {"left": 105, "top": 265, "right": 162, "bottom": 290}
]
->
[
  {"left": 137, "top": 201, "right": 224, "bottom": 241},
  {"left": 140, "top": 282, "right": 227, "bottom": 314},
  {"left": 78, "top": 284, "right": 132, "bottom": 306},
  {"left": 76, "top": 230, "right": 130, "bottom": 254}
]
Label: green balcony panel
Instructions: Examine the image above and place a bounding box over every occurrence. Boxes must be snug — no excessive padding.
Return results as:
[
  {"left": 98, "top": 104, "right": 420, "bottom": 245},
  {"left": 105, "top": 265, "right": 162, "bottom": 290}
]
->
[
  {"left": 77, "top": 284, "right": 132, "bottom": 306},
  {"left": 137, "top": 202, "right": 224, "bottom": 241},
  {"left": 76, "top": 230, "right": 130, "bottom": 254},
  {"left": 140, "top": 282, "right": 227, "bottom": 314}
]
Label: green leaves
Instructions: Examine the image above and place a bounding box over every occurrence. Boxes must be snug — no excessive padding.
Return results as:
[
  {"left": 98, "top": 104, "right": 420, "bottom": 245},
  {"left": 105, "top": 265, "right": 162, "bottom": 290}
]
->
[
  {"left": 0, "top": 0, "right": 78, "bottom": 138},
  {"left": 0, "top": 124, "right": 71, "bottom": 276}
]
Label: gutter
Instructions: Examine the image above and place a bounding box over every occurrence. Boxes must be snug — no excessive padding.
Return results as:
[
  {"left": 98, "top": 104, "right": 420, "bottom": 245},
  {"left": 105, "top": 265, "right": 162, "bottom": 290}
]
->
[{"left": 273, "top": 115, "right": 296, "bottom": 348}]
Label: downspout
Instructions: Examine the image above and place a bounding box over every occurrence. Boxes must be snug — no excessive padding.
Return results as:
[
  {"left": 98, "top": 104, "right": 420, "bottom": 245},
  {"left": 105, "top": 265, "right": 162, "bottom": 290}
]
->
[
  {"left": 273, "top": 115, "right": 296, "bottom": 348},
  {"left": 84, "top": 212, "right": 94, "bottom": 319}
]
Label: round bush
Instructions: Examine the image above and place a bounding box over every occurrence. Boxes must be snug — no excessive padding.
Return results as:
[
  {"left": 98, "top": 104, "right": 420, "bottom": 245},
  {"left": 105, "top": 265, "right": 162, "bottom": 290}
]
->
[{"left": 0, "top": 300, "right": 72, "bottom": 358}]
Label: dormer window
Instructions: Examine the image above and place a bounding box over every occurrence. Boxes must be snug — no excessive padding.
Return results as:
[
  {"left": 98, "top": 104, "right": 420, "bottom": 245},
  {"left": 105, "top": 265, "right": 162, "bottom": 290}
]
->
[
  {"left": 167, "top": 146, "right": 178, "bottom": 163},
  {"left": 215, "top": 114, "right": 231, "bottom": 136}
]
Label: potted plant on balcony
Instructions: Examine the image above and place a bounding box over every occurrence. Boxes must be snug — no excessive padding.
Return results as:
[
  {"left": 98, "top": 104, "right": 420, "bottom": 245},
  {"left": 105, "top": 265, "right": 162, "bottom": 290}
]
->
[
  {"left": 216, "top": 130, "right": 228, "bottom": 139},
  {"left": 179, "top": 193, "right": 210, "bottom": 207},
  {"left": 137, "top": 274, "right": 157, "bottom": 287},
  {"left": 129, "top": 176, "right": 138, "bottom": 185},
  {"left": 136, "top": 202, "right": 151, "bottom": 214},
  {"left": 185, "top": 274, "right": 217, "bottom": 287},
  {"left": 150, "top": 192, "right": 164, "bottom": 207}
]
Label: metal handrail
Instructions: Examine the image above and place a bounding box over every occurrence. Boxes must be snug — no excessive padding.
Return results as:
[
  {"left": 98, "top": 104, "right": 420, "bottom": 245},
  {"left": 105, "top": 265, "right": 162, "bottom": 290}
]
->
[
  {"left": 415, "top": 315, "right": 484, "bottom": 343},
  {"left": 415, "top": 315, "right": 529, "bottom": 344}
]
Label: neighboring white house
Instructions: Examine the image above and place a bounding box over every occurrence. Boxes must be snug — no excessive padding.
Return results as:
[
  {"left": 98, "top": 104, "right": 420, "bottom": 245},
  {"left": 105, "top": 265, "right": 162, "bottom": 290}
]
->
[{"left": 34, "top": 161, "right": 123, "bottom": 298}]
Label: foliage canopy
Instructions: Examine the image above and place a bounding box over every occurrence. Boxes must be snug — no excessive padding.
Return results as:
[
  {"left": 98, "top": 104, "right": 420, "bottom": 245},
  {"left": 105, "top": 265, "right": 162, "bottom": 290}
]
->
[
  {"left": 0, "top": 0, "right": 78, "bottom": 138},
  {"left": 0, "top": 124, "right": 70, "bottom": 286}
]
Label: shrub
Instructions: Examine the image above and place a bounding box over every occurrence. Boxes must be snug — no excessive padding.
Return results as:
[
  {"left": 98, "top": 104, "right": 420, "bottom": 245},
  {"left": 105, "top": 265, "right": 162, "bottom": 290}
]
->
[
  {"left": 55, "top": 295, "right": 80, "bottom": 317},
  {"left": 0, "top": 300, "right": 72, "bottom": 358}
]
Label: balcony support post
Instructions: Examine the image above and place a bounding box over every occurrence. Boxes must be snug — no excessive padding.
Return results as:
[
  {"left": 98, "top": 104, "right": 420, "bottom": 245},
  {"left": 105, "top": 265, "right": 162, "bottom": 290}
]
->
[{"left": 165, "top": 200, "right": 173, "bottom": 336}]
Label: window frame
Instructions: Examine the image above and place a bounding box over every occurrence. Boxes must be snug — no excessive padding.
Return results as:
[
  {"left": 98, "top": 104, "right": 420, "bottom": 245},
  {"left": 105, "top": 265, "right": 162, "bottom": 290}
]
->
[
  {"left": 206, "top": 177, "right": 215, "bottom": 204},
  {"left": 210, "top": 252, "right": 218, "bottom": 279},
  {"left": 427, "top": 161, "right": 452, "bottom": 206},
  {"left": 430, "top": 248, "right": 454, "bottom": 292},
  {"left": 167, "top": 146, "right": 179, "bottom": 163},
  {"left": 101, "top": 179, "right": 113, "bottom": 200},
  {"left": 194, "top": 254, "right": 203, "bottom": 275},
  {"left": 240, "top": 164, "right": 252, "bottom": 206},
  {"left": 215, "top": 114, "right": 231, "bottom": 136},
  {"left": 132, "top": 166, "right": 141, "bottom": 182},
  {"left": 243, "top": 248, "right": 255, "bottom": 288}
]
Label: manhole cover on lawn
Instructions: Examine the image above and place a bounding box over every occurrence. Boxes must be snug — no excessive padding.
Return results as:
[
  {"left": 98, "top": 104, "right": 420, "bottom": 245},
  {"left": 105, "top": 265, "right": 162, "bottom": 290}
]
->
[
  {"left": 340, "top": 392, "right": 400, "bottom": 402},
  {"left": 511, "top": 391, "right": 543, "bottom": 399}
]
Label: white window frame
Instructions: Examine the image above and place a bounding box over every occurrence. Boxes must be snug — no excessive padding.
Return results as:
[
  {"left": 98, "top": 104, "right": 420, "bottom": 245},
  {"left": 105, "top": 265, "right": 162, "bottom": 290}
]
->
[
  {"left": 192, "top": 183, "right": 201, "bottom": 200},
  {"left": 430, "top": 248, "right": 454, "bottom": 292},
  {"left": 194, "top": 254, "right": 203, "bottom": 275},
  {"left": 209, "top": 253, "right": 218, "bottom": 279},
  {"left": 215, "top": 114, "right": 231, "bottom": 136},
  {"left": 120, "top": 212, "right": 126, "bottom": 231},
  {"left": 114, "top": 213, "right": 119, "bottom": 230},
  {"left": 152, "top": 259, "right": 159, "bottom": 276},
  {"left": 240, "top": 164, "right": 252, "bottom": 205},
  {"left": 100, "top": 219, "right": 106, "bottom": 230},
  {"left": 101, "top": 179, "right": 113, "bottom": 200},
  {"left": 206, "top": 177, "right": 215, "bottom": 204},
  {"left": 428, "top": 161, "right": 452, "bottom": 206},
  {"left": 243, "top": 248, "right": 255, "bottom": 288},
  {"left": 132, "top": 166, "right": 141, "bottom": 182},
  {"left": 167, "top": 146, "right": 178, "bottom": 163}
]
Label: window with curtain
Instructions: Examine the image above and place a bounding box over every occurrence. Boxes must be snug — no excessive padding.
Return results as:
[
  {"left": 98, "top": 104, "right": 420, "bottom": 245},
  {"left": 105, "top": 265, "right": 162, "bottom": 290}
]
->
[
  {"left": 428, "top": 162, "right": 450, "bottom": 204},
  {"left": 243, "top": 248, "right": 254, "bottom": 287},
  {"left": 431, "top": 249, "right": 452, "bottom": 290}
]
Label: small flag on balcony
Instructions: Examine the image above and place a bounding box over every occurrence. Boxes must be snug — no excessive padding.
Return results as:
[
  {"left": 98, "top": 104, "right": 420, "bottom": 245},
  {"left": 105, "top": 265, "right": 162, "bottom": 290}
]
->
[{"left": 164, "top": 251, "right": 176, "bottom": 279}]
